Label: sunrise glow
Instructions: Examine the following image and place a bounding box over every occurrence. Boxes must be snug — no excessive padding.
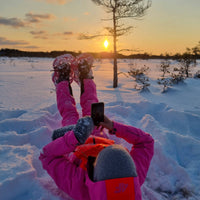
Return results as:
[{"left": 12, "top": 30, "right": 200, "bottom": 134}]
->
[
  {"left": 0, "top": 1, "right": 200, "bottom": 54},
  {"left": 104, "top": 40, "right": 109, "bottom": 49}
]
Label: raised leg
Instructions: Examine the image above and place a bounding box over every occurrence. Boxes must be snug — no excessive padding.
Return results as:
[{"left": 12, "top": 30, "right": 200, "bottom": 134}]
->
[
  {"left": 80, "top": 79, "right": 98, "bottom": 117},
  {"left": 80, "top": 79, "right": 108, "bottom": 138},
  {"left": 56, "top": 81, "right": 79, "bottom": 126}
]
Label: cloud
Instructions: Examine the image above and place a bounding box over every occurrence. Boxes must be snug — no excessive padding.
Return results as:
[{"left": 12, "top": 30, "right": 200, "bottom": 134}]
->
[
  {"left": 23, "top": 45, "right": 39, "bottom": 49},
  {"left": 0, "top": 12, "right": 56, "bottom": 29},
  {"left": 0, "top": 17, "right": 26, "bottom": 28},
  {"left": 52, "top": 31, "right": 74, "bottom": 36},
  {"left": 63, "top": 31, "right": 73, "bottom": 35},
  {"left": 30, "top": 30, "right": 49, "bottom": 39},
  {"left": 25, "top": 12, "right": 56, "bottom": 23},
  {"left": 29, "top": 30, "right": 74, "bottom": 40},
  {"left": 0, "top": 37, "right": 29, "bottom": 45},
  {"left": 50, "top": 31, "right": 74, "bottom": 40},
  {"left": 35, "top": 0, "right": 72, "bottom": 5},
  {"left": 77, "top": 33, "right": 103, "bottom": 40},
  {"left": 0, "top": 36, "right": 39, "bottom": 49},
  {"left": 62, "top": 31, "right": 74, "bottom": 40}
]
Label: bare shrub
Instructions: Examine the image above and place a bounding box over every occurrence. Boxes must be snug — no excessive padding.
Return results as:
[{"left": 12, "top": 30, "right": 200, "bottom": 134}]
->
[
  {"left": 176, "top": 52, "right": 196, "bottom": 78},
  {"left": 128, "top": 66, "right": 150, "bottom": 92},
  {"left": 157, "top": 59, "right": 173, "bottom": 92},
  {"left": 194, "top": 70, "right": 200, "bottom": 79},
  {"left": 157, "top": 78, "right": 173, "bottom": 93},
  {"left": 160, "top": 59, "right": 171, "bottom": 77}
]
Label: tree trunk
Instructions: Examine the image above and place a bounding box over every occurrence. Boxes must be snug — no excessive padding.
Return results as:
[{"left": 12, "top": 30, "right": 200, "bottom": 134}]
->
[{"left": 113, "top": 9, "right": 118, "bottom": 88}]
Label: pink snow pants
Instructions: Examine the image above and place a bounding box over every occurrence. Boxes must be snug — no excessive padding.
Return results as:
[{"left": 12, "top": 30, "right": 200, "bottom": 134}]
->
[{"left": 56, "top": 79, "right": 98, "bottom": 127}]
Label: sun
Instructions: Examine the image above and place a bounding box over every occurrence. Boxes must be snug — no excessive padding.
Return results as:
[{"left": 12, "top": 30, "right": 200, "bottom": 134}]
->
[{"left": 104, "top": 39, "right": 109, "bottom": 49}]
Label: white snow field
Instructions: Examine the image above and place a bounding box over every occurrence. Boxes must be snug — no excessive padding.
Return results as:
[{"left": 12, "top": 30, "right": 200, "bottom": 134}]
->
[{"left": 0, "top": 57, "right": 200, "bottom": 200}]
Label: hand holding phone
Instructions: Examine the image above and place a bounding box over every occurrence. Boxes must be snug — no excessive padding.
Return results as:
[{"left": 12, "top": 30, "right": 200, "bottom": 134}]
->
[
  {"left": 91, "top": 102, "right": 104, "bottom": 126},
  {"left": 99, "top": 115, "right": 113, "bottom": 130}
]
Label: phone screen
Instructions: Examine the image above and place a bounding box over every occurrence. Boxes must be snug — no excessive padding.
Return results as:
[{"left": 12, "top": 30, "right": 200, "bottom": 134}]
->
[{"left": 91, "top": 102, "right": 104, "bottom": 126}]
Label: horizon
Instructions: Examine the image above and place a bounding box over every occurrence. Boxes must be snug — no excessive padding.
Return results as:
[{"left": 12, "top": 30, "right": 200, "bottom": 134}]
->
[
  {"left": 0, "top": 0, "right": 200, "bottom": 55},
  {"left": 1, "top": 47, "right": 199, "bottom": 57}
]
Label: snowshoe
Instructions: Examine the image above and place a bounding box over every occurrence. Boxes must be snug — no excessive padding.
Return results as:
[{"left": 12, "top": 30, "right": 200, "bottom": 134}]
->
[
  {"left": 74, "top": 53, "right": 94, "bottom": 85},
  {"left": 52, "top": 54, "right": 76, "bottom": 85}
]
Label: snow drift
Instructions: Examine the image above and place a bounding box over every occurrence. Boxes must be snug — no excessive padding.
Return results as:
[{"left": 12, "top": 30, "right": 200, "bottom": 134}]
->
[{"left": 0, "top": 57, "right": 200, "bottom": 200}]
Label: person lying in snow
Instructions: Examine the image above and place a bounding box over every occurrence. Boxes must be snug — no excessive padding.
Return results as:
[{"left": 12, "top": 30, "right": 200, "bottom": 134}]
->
[{"left": 39, "top": 53, "right": 154, "bottom": 200}]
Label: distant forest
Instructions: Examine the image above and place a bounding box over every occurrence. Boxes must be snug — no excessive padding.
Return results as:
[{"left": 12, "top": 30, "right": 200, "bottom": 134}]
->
[{"left": 0, "top": 48, "right": 200, "bottom": 60}]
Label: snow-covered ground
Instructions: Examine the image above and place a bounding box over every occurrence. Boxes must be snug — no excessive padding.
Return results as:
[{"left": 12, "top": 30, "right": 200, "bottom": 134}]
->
[{"left": 0, "top": 57, "right": 200, "bottom": 200}]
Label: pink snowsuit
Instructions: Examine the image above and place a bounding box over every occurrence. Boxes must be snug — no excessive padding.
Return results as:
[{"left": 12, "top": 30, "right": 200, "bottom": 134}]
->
[{"left": 39, "top": 79, "right": 154, "bottom": 200}]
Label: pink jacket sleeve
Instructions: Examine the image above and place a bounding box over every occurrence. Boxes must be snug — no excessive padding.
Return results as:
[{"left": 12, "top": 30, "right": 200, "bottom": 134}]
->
[
  {"left": 112, "top": 122, "right": 154, "bottom": 186},
  {"left": 39, "top": 131, "right": 90, "bottom": 200}
]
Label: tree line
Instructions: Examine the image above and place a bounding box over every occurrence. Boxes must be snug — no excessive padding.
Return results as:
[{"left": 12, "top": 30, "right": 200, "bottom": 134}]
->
[
  {"left": 0, "top": 49, "right": 78, "bottom": 58},
  {"left": 1, "top": 48, "right": 200, "bottom": 60}
]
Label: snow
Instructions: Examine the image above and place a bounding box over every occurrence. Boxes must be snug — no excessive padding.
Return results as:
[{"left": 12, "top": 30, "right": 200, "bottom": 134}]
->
[{"left": 0, "top": 57, "right": 200, "bottom": 200}]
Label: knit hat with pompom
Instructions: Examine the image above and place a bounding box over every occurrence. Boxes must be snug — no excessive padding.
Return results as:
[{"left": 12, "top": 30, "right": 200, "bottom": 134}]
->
[{"left": 93, "top": 144, "right": 137, "bottom": 181}]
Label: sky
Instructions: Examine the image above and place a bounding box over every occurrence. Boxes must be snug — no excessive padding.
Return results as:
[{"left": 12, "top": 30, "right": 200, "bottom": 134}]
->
[{"left": 0, "top": 0, "right": 200, "bottom": 55}]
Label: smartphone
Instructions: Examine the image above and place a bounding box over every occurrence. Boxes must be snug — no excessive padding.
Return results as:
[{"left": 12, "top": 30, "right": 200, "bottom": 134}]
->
[{"left": 91, "top": 102, "right": 104, "bottom": 126}]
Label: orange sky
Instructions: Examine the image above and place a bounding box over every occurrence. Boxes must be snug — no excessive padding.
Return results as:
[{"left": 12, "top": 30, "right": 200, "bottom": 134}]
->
[{"left": 0, "top": 0, "right": 200, "bottom": 55}]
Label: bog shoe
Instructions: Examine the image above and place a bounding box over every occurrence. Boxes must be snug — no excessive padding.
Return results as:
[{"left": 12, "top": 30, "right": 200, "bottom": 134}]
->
[
  {"left": 52, "top": 54, "right": 75, "bottom": 85},
  {"left": 78, "top": 60, "right": 94, "bottom": 80},
  {"left": 52, "top": 63, "right": 71, "bottom": 85},
  {"left": 74, "top": 53, "right": 94, "bottom": 85}
]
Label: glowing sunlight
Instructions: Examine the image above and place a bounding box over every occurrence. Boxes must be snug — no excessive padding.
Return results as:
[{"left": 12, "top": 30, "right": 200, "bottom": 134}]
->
[{"left": 104, "top": 39, "right": 109, "bottom": 49}]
